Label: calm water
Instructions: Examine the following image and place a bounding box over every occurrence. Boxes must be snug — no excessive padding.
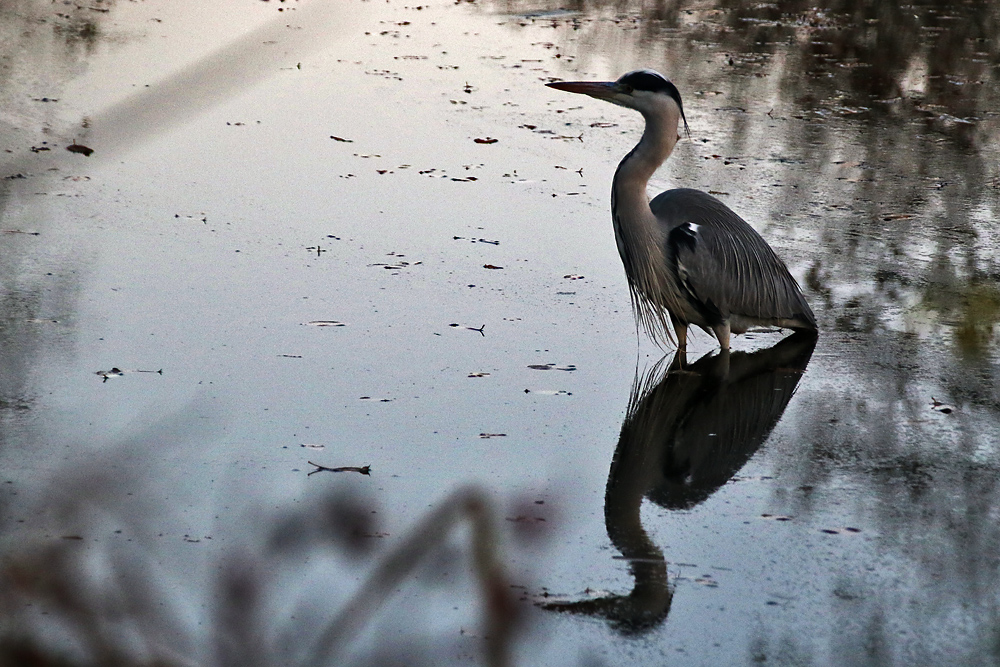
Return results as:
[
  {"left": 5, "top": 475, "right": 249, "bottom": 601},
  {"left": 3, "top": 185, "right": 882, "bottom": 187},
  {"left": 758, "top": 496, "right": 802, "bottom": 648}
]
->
[{"left": 1, "top": 0, "right": 999, "bottom": 665}]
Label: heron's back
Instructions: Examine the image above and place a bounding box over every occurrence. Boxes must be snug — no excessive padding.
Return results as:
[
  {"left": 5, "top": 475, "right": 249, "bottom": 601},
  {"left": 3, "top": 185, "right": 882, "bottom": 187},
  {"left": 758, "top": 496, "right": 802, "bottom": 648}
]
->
[{"left": 649, "top": 188, "right": 816, "bottom": 331}]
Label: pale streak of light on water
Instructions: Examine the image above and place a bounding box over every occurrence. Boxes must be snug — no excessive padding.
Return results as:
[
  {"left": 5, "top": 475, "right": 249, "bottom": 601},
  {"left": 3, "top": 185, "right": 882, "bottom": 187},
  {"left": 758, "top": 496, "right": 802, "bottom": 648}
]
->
[{"left": 1, "top": 0, "right": 1000, "bottom": 665}]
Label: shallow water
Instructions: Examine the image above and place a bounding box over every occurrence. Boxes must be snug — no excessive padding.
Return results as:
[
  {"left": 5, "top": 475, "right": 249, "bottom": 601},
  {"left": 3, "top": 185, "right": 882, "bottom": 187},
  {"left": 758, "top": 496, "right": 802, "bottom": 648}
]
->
[{"left": 1, "top": 0, "right": 999, "bottom": 665}]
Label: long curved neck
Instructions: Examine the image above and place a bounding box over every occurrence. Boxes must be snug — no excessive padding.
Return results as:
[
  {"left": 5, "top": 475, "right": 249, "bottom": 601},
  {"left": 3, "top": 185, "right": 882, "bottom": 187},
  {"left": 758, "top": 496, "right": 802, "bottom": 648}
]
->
[
  {"left": 612, "top": 110, "right": 679, "bottom": 211},
  {"left": 610, "top": 107, "right": 682, "bottom": 341}
]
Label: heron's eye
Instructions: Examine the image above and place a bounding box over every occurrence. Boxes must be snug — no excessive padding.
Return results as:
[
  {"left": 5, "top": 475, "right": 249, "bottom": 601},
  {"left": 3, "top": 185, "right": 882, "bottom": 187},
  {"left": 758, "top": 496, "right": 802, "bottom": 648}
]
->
[{"left": 622, "top": 85, "right": 634, "bottom": 94}]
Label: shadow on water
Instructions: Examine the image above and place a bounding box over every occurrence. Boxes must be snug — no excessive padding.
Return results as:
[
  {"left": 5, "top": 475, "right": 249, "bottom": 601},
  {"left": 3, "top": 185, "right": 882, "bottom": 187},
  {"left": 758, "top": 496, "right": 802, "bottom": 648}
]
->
[{"left": 541, "top": 332, "right": 816, "bottom": 632}]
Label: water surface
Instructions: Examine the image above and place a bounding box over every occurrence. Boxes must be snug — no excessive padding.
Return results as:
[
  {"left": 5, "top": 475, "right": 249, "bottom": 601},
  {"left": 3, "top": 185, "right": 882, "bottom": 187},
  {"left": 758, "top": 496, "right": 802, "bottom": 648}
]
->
[{"left": 1, "top": 0, "right": 999, "bottom": 664}]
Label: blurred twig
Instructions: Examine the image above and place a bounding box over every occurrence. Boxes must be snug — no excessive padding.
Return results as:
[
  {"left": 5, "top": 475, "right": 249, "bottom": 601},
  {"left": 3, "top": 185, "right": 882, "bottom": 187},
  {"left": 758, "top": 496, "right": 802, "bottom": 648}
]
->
[{"left": 306, "top": 486, "right": 517, "bottom": 667}]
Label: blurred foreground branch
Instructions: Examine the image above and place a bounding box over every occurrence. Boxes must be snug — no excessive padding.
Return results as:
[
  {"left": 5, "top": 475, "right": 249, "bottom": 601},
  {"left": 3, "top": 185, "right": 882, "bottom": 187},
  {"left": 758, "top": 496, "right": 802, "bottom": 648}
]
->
[
  {"left": 1, "top": 482, "right": 519, "bottom": 667},
  {"left": 307, "top": 486, "right": 517, "bottom": 667}
]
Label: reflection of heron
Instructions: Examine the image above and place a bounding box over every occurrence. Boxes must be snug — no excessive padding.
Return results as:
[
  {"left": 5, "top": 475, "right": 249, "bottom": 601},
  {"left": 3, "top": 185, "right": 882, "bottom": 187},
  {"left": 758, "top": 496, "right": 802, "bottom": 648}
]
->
[
  {"left": 541, "top": 332, "right": 816, "bottom": 632},
  {"left": 547, "top": 70, "right": 817, "bottom": 351}
]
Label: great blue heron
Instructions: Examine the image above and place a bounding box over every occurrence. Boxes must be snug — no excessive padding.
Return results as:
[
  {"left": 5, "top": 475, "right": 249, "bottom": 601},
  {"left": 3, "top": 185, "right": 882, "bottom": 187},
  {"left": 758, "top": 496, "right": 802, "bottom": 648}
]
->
[{"left": 547, "top": 69, "right": 817, "bottom": 351}]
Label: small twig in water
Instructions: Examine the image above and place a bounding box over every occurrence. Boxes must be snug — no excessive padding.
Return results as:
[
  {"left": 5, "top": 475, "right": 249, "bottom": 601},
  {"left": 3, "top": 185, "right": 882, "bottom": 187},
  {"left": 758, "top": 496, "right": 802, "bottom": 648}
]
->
[
  {"left": 308, "top": 462, "right": 371, "bottom": 476},
  {"left": 95, "top": 368, "right": 163, "bottom": 382}
]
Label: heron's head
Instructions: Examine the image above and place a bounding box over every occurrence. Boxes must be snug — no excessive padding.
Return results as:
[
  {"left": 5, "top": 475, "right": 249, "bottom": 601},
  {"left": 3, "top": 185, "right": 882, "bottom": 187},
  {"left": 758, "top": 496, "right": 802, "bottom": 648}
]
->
[{"left": 547, "top": 69, "right": 690, "bottom": 137}]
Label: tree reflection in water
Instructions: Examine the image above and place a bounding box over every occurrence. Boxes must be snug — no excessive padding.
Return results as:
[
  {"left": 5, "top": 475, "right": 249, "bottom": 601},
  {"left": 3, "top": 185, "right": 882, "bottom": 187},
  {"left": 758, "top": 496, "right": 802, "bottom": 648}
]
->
[{"left": 541, "top": 333, "right": 816, "bottom": 632}]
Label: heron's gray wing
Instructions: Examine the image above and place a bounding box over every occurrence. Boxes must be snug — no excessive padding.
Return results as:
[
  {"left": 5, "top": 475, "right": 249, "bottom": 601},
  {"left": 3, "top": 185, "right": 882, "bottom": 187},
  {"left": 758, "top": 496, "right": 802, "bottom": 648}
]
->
[{"left": 650, "top": 188, "right": 815, "bottom": 326}]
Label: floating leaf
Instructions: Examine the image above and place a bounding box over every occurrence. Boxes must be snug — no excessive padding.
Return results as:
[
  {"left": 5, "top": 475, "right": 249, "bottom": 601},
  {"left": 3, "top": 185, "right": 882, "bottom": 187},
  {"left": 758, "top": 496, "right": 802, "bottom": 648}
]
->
[{"left": 66, "top": 144, "right": 94, "bottom": 156}]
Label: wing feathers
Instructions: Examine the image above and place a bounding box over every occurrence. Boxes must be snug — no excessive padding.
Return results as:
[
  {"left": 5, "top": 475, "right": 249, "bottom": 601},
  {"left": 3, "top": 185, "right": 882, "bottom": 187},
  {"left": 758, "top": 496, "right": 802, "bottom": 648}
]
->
[{"left": 652, "top": 189, "right": 815, "bottom": 330}]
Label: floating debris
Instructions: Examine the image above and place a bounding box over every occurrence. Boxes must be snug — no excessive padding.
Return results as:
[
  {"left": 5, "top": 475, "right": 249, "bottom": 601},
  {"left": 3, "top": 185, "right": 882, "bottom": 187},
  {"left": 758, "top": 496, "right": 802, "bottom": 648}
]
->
[
  {"left": 468, "top": 372, "right": 491, "bottom": 378},
  {"left": 66, "top": 143, "right": 94, "bottom": 156},
  {"left": 760, "top": 514, "right": 793, "bottom": 521},
  {"left": 820, "top": 527, "right": 862, "bottom": 535},
  {"left": 479, "top": 433, "right": 506, "bottom": 438},
  {"left": 474, "top": 137, "right": 499, "bottom": 144},
  {"left": 305, "top": 320, "right": 346, "bottom": 327},
  {"left": 95, "top": 367, "right": 162, "bottom": 382},
  {"left": 449, "top": 323, "right": 486, "bottom": 336},
  {"left": 453, "top": 236, "right": 499, "bottom": 245},
  {"left": 930, "top": 397, "right": 954, "bottom": 414},
  {"left": 307, "top": 461, "right": 371, "bottom": 476},
  {"left": 300, "top": 444, "right": 326, "bottom": 450},
  {"left": 483, "top": 264, "right": 503, "bottom": 270},
  {"left": 523, "top": 389, "right": 572, "bottom": 396},
  {"left": 527, "top": 363, "right": 576, "bottom": 371},
  {"left": 330, "top": 135, "right": 354, "bottom": 142}
]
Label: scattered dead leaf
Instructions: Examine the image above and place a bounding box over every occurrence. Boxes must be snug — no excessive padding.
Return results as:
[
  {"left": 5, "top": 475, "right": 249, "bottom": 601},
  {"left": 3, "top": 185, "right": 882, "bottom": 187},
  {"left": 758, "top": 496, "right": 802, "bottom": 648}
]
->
[{"left": 66, "top": 144, "right": 94, "bottom": 156}]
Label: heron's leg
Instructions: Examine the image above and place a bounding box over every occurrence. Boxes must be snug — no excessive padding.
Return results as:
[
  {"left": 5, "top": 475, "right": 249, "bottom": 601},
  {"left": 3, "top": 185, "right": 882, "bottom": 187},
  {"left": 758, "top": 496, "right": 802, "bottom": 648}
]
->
[
  {"left": 667, "top": 351, "right": 685, "bottom": 372},
  {"left": 715, "top": 347, "right": 730, "bottom": 377},
  {"left": 671, "top": 317, "right": 688, "bottom": 351},
  {"left": 712, "top": 322, "right": 731, "bottom": 351}
]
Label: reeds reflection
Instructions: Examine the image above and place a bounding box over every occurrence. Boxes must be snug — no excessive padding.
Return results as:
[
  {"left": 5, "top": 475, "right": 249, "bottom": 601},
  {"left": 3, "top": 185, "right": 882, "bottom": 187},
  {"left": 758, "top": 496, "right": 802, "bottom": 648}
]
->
[{"left": 542, "top": 332, "right": 816, "bottom": 632}]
